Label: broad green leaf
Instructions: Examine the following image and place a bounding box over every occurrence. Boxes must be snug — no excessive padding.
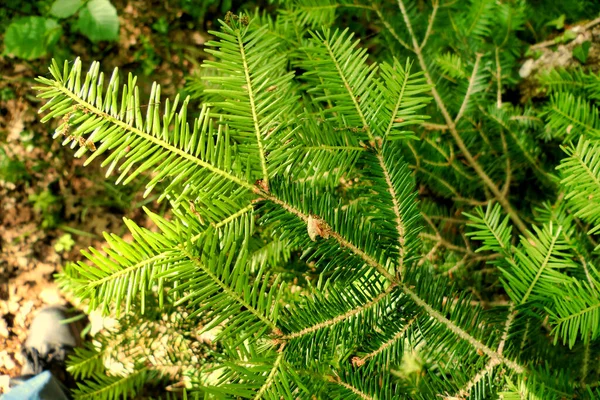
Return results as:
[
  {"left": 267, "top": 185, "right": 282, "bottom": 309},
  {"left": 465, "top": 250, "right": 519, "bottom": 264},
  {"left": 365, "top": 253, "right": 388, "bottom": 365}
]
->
[
  {"left": 50, "top": 0, "right": 84, "bottom": 18},
  {"left": 546, "top": 14, "right": 565, "bottom": 29},
  {"left": 3, "top": 17, "right": 62, "bottom": 60},
  {"left": 76, "top": 0, "right": 119, "bottom": 42},
  {"left": 573, "top": 41, "right": 591, "bottom": 64}
]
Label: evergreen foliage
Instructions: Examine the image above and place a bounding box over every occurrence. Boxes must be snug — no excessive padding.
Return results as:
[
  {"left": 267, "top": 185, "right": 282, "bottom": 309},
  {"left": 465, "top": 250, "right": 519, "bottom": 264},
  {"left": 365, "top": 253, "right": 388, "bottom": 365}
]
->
[{"left": 34, "top": 0, "right": 600, "bottom": 398}]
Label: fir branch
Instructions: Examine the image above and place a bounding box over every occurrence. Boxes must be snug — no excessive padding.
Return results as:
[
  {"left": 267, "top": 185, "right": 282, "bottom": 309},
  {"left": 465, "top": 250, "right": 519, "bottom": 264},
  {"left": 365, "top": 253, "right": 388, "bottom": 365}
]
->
[
  {"left": 420, "top": 232, "right": 472, "bottom": 255},
  {"left": 380, "top": 153, "right": 409, "bottom": 274},
  {"left": 401, "top": 284, "right": 524, "bottom": 373},
  {"left": 422, "top": 122, "right": 449, "bottom": 131},
  {"left": 483, "top": 105, "right": 550, "bottom": 182},
  {"left": 355, "top": 315, "right": 418, "bottom": 365},
  {"left": 303, "top": 144, "right": 366, "bottom": 152},
  {"left": 181, "top": 248, "right": 279, "bottom": 331},
  {"left": 67, "top": 345, "right": 106, "bottom": 380},
  {"left": 35, "top": 9, "right": 589, "bottom": 394},
  {"left": 281, "top": 283, "right": 397, "bottom": 340},
  {"left": 212, "top": 204, "right": 254, "bottom": 230},
  {"left": 258, "top": 190, "right": 396, "bottom": 281},
  {"left": 395, "top": 0, "right": 529, "bottom": 237},
  {"left": 497, "top": 305, "right": 516, "bottom": 356},
  {"left": 545, "top": 93, "right": 600, "bottom": 140},
  {"left": 505, "top": 223, "right": 576, "bottom": 307},
  {"left": 328, "top": 375, "right": 374, "bottom": 400},
  {"left": 500, "top": 128, "right": 511, "bottom": 197},
  {"left": 539, "top": 201, "right": 597, "bottom": 288},
  {"left": 237, "top": 29, "right": 270, "bottom": 186},
  {"left": 582, "top": 336, "right": 590, "bottom": 384},
  {"left": 305, "top": 33, "right": 424, "bottom": 276},
  {"left": 73, "top": 367, "right": 149, "bottom": 400},
  {"left": 559, "top": 139, "right": 600, "bottom": 235},
  {"left": 548, "top": 280, "right": 600, "bottom": 348},
  {"left": 451, "top": 358, "right": 500, "bottom": 399},
  {"left": 520, "top": 227, "right": 561, "bottom": 304},
  {"left": 253, "top": 351, "right": 285, "bottom": 400},
  {"left": 36, "top": 65, "right": 253, "bottom": 191}
]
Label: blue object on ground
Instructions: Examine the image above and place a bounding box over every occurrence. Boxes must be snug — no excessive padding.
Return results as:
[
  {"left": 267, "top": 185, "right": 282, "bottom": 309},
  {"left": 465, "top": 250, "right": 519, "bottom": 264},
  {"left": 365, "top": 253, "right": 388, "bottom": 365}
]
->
[{"left": 1, "top": 371, "right": 69, "bottom": 400}]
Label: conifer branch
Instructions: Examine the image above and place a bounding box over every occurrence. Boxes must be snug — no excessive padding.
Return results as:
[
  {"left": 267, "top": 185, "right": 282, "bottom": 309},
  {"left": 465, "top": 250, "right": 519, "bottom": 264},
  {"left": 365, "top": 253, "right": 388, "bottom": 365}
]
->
[
  {"left": 401, "top": 285, "right": 524, "bottom": 373},
  {"left": 67, "top": 346, "right": 105, "bottom": 379},
  {"left": 328, "top": 375, "right": 374, "bottom": 400},
  {"left": 317, "top": 37, "right": 415, "bottom": 276},
  {"left": 281, "top": 284, "right": 397, "bottom": 340},
  {"left": 414, "top": 167, "right": 465, "bottom": 199},
  {"left": 74, "top": 368, "right": 148, "bottom": 400},
  {"left": 499, "top": 129, "right": 511, "bottom": 197},
  {"left": 420, "top": 232, "right": 472, "bottom": 255},
  {"left": 442, "top": 254, "right": 468, "bottom": 276},
  {"left": 552, "top": 302, "right": 600, "bottom": 326},
  {"left": 38, "top": 9, "right": 579, "bottom": 392},
  {"left": 395, "top": 0, "right": 530, "bottom": 237},
  {"left": 381, "top": 62, "right": 411, "bottom": 140},
  {"left": 253, "top": 351, "right": 285, "bottom": 400},
  {"left": 304, "top": 145, "right": 366, "bottom": 152},
  {"left": 451, "top": 358, "right": 500, "bottom": 399},
  {"left": 483, "top": 107, "right": 549, "bottom": 181},
  {"left": 80, "top": 251, "right": 180, "bottom": 290},
  {"left": 298, "top": 3, "right": 374, "bottom": 12},
  {"left": 237, "top": 31, "right": 270, "bottom": 187},
  {"left": 379, "top": 152, "right": 408, "bottom": 276},
  {"left": 548, "top": 97, "right": 600, "bottom": 138},
  {"left": 258, "top": 190, "right": 396, "bottom": 281},
  {"left": 422, "top": 122, "right": 449, "bottom": 131},
  {"left": 213, "top": 204, "right": 254, "bottom": 230},
  {"left": 356, "top": 315, "right": 418, "bottom": 364},
  {"left": 422, "top": 138, "right": 468, "bottom": 177},
  {"left": 546, "top": 206, "right": 594, "bottom": 286},
  {"left": 497, "top": 304, "right": 516, "bottom": 355},
  {"left": 182, "top": 248, "right": 279, "bottom": 331},
  {"left": 40, "top": 79, "right": 254, "bottom": 191},
  {"left": 519, "top": 226, "right": 562, "bottom": 305},
  {"left": 419, "top": 242, "right": 440, "bottom": 267}
]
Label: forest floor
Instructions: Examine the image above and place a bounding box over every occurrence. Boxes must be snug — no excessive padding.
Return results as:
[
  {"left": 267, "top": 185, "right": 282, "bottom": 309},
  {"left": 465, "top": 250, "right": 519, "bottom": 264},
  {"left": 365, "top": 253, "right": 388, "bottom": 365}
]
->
[{"left": 0, "top": 0, "right": 212, "bottom": 391}]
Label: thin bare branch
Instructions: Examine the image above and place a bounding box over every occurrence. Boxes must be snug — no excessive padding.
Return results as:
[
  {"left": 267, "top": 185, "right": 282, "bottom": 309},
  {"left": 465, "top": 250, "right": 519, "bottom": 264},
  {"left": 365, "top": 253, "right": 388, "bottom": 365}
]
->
[
  {"left": 455, "top": 53, "right": 483, "bottom": 124},
  {"left": 422, "top": 122, "right": 449, "bottom": 131},
  {"left": 373, "top": 5, "right": 412, "bottom": 52},
  {"left": 499, "top": 129, "right": 511, "bottom": 197},
  {"left": 582, "top": 335, "right": 590, "bottom": 385},
  {"left": 495, "top": 47, "right": 502, "bottom": 109},
  {"left": 420, "top": 0, "right": 439, "bottom": 50}
]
